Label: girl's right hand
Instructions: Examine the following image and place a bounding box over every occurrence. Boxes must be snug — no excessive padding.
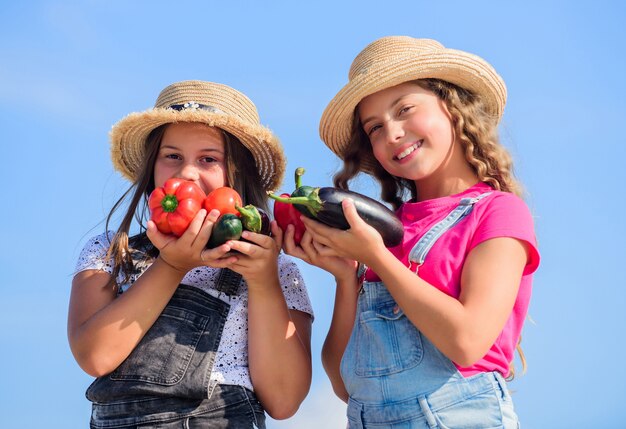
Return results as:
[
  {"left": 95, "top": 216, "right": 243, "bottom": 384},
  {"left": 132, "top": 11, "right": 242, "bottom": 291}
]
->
[
  {"left": 147, "top": 208, "right": 238, "bottom": 273},
  {"left": 283, "top": 223, "right": 357, "bottom": 283}
]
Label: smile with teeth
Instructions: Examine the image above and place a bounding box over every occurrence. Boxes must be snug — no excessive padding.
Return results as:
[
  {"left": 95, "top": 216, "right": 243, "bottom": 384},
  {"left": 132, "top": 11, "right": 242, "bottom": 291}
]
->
[{"left": 395, "top": 140, "right": 423, "bottom": 160}]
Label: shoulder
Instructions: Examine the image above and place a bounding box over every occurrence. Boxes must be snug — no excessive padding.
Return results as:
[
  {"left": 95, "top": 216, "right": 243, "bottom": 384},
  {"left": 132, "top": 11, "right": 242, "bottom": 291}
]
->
[
  {"left": 80, "top": 231, "right": 115, "bottom": 256},
  {"left": 477, "top": 190, "right": 535, "bottom": 226},
  {"left": 471, "top": 190, "right": 540, "bottom": 272},
  {"left": 74, "top": 231, "right": 115, "bottom": 275}
]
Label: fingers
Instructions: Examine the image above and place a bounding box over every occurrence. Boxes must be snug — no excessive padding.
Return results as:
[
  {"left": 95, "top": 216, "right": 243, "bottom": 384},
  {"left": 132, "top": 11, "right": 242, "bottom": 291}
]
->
[
  {"left": 201, "top": 248, "right": 238, "bottom": 267},
  {"left": 237, "top": 229, "right": 275, "bottom": 249},
  {"left": 228, "top": 232, "right": 277, "bottom": 257},
  {"left": 269, "top": 220, "right": 284, "bottom": 248},
  {"left": 195, "top": 209, "right": 220, "bottom": 246},
  {"left": 299, "top": 216, "right": 335, "bottom": 243},
  {"left": 283, "top": 224, "right": 302, "bottom": 255},
  {"left": 146, "top": 220, "right": 175, "bottom": 250},
  {"left": 341, "top": 198, "right": 363, "bottom": 228},
  {"left": 283, "top": 226, "right": 312, "bottom": 263}
]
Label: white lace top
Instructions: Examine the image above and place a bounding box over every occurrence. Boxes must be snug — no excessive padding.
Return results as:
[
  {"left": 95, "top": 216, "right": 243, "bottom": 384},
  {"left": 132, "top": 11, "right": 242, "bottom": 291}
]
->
[{"left": 74, "top": 232, "right": 313, "bottom": 391}]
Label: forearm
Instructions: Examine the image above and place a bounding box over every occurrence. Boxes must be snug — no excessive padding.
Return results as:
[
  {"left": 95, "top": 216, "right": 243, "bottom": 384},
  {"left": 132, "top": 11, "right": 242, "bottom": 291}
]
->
[
  {"left": 368, "top": 237, "right": 527, "bottom": 367},
  {"left": 70, "top": 257, "right": 186, "bottom": 376},
  {"left": 247, "top": 279, "right": 312, "bottom": 419},
  {"left": 321, "top": 275, "right": 359, "bottom": 403}
]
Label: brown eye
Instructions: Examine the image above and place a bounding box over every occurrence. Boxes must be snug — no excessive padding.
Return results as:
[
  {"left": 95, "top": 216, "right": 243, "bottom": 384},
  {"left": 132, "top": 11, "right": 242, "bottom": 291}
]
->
[{"left": 367, "top": 124, "right": 382, "bottom": 135}]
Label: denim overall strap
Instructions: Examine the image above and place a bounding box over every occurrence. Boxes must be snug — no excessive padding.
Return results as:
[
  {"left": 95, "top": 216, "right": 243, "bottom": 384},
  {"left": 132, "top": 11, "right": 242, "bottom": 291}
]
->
[
  {"left": 215, "top": 268, "right": 244, "bottom": 296},
  {"left": 408, "top": 192, "right": 492, "bottom": 271}
]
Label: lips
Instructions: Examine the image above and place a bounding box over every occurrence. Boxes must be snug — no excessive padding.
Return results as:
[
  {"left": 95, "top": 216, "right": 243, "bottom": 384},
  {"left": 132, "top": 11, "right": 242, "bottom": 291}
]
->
[{"left": 394, "top": 140, "right": 423, "bottom": 161}]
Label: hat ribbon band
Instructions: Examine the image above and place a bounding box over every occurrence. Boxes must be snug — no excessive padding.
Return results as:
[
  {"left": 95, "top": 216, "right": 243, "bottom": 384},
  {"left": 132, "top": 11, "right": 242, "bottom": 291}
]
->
[{"left": 168, "top": 102, "right": 224, "bottom": 114}]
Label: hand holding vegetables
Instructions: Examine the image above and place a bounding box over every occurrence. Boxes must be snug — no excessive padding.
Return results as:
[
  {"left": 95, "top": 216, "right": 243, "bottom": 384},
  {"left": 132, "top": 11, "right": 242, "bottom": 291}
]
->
[{"left": 269, "top": 168, "right": 404, "bottom": 247}]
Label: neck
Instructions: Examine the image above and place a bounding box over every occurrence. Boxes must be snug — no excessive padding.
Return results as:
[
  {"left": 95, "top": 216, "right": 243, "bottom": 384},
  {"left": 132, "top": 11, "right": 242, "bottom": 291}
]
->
[{"left": 414, "top": 169, "right": 479, "bottom": 201}]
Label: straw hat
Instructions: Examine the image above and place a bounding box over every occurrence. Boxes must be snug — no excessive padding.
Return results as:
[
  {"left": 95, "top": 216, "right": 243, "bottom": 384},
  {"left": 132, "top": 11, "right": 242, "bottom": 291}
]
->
[
  {"left": 110, "top": 80, "right": 285, "bottom": 192},
  {"left": 319, "top": 36, "right": 507, "bottom": 160}
]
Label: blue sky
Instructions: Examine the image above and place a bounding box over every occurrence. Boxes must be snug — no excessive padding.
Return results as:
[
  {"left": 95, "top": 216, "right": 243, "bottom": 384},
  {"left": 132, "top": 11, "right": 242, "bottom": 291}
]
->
[{"left": 1, "top": 1, "right": 625, "bottom": 427}]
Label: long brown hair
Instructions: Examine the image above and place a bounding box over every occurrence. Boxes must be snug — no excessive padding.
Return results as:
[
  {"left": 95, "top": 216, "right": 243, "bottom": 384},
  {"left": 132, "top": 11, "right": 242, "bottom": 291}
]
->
[
  {"left": 104, "top": 123, "right": 267, "bottom": 290},
  {"left": 333, "top": 79, "right": 523, "bottom": 209},
  {"left": 333, "top": 79, "right": 527, "bottom": 378}
]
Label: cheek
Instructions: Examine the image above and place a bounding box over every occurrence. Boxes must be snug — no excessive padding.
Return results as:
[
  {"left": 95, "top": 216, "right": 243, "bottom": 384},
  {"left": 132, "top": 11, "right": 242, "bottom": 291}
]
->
[
  {"left": 200, "top": 168, "right": 227, "bottom": 191},
  {"left": 153, "top": 164, "right": 171, "bottom": 188},
  {"left": 423, "top": 115, "right": 454, "bottom": 146},
  {"left": 370, "top": 140, "right": 387, "bottom": 163}
]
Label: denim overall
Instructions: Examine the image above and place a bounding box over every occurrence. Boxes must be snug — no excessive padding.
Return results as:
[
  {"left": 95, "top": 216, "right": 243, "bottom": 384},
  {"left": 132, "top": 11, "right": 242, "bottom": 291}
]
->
[
  {"left": 341, "top": 193, "right": 520, "bottom": 429},
  {"left": 86, "top": 269, "right": 266, "bottom": 429}
]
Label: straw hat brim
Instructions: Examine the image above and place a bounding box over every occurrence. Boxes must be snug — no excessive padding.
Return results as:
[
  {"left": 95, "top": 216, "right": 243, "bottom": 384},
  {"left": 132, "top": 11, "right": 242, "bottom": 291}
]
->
[
  {"left": 319, "top": 48, "right": 507, "bottom": 160},
  {"left": 110, "top": 108, "right": 285, "bottom": 192}
]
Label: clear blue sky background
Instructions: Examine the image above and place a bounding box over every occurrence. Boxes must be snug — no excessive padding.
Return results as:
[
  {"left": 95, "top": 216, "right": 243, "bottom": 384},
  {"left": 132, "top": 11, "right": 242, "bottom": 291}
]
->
[{"left": 1, "top": 1, "right": 625, "bottom": 427}]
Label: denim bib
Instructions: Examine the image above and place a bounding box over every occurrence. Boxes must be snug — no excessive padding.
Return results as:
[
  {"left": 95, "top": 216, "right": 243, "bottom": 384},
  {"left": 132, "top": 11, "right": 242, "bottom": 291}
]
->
[
  {"left": 85, "top": 269, "right": 266, "bottom": 428},
  {"left": 340, "top": 193, "right": 519, "bottom": 428}
]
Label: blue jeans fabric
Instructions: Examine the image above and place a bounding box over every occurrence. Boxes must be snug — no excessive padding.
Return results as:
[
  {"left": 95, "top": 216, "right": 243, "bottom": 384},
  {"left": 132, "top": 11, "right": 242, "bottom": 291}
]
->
[
  {"left": 341, "top": 282, "right": 518, "bottom": 429},
  {"left": 86, "top": 270, "right": 266, "bottom": 428},
  {"left": 340, "top": 192, "right": 520, "bottom": 428}
]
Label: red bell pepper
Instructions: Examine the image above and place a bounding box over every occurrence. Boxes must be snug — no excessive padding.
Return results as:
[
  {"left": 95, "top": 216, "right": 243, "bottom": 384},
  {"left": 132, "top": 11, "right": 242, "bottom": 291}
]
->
[
  {"left": 273, "top": 193, "right": 306, "bottom": 245},
  {"left": 148, "top": 178, "right": 206, "bottom": 236}
]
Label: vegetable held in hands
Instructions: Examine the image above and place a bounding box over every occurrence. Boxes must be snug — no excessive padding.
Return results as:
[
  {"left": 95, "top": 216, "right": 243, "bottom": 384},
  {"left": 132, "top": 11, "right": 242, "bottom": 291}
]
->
[
  {"left": 204, "top": 187, "right": 243, "bottom": 216},
  {"left": 269, "top": 168, "right": 404, "bottom": 247},
  {"left": 273, "top": 194, "right": 306, "bottom": 245},
  {"left": 207, "top": 205, "right": 270, "bottom": 248},
  {"left": 149, "top": 178, "right": 206, "bottom": 236},
  {"left": 236, "top": 204, "right": 271, "bottom": 235},
  {"left": 207, "top": 214, "right": 243, "bottom": 248}
]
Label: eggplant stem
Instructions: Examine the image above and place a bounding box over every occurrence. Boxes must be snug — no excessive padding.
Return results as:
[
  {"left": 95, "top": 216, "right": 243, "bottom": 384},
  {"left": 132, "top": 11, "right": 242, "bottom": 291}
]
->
[
  {"left": 268, "top": 193, "right": 323, "bottom": 213},
  {"left": 235, "top": 204, "right": 262, "bottom": 233},
  {"left": 295, "top": 167, "right": 305, "bottom": 189}
]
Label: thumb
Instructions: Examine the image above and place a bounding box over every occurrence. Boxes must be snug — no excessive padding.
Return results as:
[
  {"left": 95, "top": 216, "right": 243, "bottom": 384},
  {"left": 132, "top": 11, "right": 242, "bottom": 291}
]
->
[
  {"left": 341, "top": 198, "right": 363, "bottom": 228},
  {"left": 147, "top": 220, "right": 174, "bottom": 250},
  {"left": 270, "top": 220, "right": 284, "bottom": 247}
]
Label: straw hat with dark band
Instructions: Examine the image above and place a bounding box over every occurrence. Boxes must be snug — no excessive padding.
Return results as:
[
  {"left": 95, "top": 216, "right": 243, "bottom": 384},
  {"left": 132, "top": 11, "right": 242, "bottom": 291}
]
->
[
  {"left": 110, "top": 80, "right": 285, "bottom": 192},
  {"left": 319, "top": 36, "right": 507, "bottom": 160}
]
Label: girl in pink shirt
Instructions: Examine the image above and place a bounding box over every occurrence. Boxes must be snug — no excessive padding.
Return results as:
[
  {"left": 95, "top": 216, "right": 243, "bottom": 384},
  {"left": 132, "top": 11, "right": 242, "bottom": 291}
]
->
[{"left": 283, "top": 36, "right": 540, "bottom": 428}]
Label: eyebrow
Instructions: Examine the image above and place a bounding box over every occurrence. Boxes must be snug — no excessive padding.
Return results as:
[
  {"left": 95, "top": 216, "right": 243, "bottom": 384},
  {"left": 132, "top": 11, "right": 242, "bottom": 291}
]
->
[
  {"left": 159, "top": 145, "right": 224, "bottom": 154},
  {"left": 360, "top": 95, "right": 411, "bottom": 127}
]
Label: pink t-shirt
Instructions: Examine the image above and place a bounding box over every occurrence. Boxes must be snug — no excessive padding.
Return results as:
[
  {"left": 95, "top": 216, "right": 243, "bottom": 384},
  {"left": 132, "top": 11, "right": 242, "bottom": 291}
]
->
[{"left": 365, "top": 182, "right": 540, "bottom": 378}]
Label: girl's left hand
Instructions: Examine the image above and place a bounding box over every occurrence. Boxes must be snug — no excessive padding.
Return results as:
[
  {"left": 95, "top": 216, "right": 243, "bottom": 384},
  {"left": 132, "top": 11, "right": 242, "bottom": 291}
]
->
[
  {"left": 226, "top": 220, "right": 283, "bottom": 286},
  {"left": 301, "top": 198, "right": 386, "bottom": 267}
]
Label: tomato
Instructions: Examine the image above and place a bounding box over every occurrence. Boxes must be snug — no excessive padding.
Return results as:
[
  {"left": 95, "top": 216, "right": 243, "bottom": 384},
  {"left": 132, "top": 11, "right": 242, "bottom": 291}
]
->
[
  {"left": 273, "top": 193, "right": 306, "bottom": 245},
  {"left": 148, "top": 178, "right": 206, "bottom": 236},
  {"left": 203, "top": 187, "right": 243, "bottom": 216}
]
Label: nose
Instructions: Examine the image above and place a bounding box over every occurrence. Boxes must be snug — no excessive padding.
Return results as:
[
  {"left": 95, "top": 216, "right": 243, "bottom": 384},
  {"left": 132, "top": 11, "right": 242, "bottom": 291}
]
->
[
  {"left": 385, "top": 120, "right": 405, "bottom": 144},
  {"left": 177, "top": 163, "right": 200, "bottom": 181}
]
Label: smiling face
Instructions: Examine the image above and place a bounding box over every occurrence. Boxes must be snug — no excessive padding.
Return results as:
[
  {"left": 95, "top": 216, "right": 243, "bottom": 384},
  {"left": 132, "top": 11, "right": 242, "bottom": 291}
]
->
[
  {"left": 153, "top": 122, "right": 228, "bottom": 195},
  {"left": 358, "top": 81, "right": 477, "bottom": 199}
]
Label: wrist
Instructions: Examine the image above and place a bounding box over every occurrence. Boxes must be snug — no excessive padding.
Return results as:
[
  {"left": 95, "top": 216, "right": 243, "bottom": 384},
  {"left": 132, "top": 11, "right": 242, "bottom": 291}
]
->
[
  {"left": 332, "top": 262, "right": 358, "bottom": 284},
  {"left": 246, "top": 277, "right": 282, "bottom": 297},
  {"left": 335, "top": 271, "right": 358, "bottom": 290},
  {"left": 155, "top": 255, "right": 188, "bottom": 277}
]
